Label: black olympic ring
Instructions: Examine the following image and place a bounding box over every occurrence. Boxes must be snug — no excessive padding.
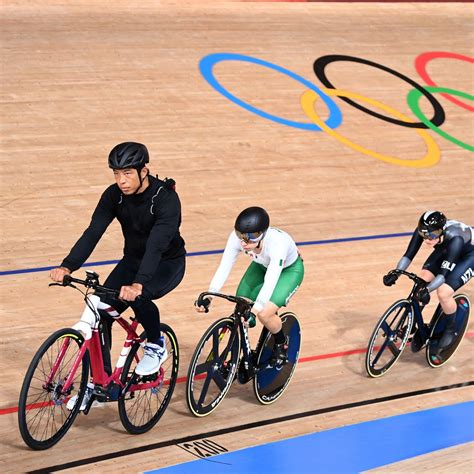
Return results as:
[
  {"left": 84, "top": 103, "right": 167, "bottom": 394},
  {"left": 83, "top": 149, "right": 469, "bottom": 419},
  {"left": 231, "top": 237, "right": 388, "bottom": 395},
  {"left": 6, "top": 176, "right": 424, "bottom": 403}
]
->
[{"left": 313, "top": 54, "right": 446, "bottom": 129}]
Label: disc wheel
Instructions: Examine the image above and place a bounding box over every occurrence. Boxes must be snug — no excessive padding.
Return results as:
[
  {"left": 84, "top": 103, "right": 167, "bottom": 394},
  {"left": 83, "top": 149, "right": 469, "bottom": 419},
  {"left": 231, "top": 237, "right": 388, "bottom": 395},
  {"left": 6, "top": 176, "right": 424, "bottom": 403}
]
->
[
  {"left": 253, "top": 312, "right": 301, "bottom": 405},
  {"left": 426, "top": 294, "right": 471, "bottom": 368}
]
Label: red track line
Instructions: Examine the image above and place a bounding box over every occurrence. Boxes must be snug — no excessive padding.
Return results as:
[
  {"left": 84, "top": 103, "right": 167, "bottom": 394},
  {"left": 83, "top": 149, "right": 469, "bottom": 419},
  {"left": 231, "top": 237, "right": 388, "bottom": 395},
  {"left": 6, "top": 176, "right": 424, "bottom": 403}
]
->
[{"left": 4, "top": 331, "right": 473, "bottom": 417}]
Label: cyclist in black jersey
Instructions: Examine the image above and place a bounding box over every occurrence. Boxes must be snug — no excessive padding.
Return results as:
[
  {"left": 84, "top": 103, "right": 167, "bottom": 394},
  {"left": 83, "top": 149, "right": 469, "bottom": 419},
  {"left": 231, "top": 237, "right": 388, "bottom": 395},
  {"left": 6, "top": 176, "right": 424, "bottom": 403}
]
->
[
  {"left": 50, "top": 142, "right": 186, "bottom": 400},
  {"left": 384, "top": 211, "right": 473, "bottom": 351}
]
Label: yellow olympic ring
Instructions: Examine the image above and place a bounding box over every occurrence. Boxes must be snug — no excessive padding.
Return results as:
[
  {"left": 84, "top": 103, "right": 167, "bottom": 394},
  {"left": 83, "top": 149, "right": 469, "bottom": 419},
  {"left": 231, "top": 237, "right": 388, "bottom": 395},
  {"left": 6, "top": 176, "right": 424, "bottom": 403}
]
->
[{"left": 300, "top": 89, "right": 440, "bottom": 168}]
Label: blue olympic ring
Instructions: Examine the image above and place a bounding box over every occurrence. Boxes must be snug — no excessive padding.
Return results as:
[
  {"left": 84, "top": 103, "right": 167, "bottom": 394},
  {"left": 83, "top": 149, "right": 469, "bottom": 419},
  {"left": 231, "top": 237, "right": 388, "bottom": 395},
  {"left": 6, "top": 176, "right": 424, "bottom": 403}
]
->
[{"left": 199, "top": 52, "right": 343, "bottom": 131}]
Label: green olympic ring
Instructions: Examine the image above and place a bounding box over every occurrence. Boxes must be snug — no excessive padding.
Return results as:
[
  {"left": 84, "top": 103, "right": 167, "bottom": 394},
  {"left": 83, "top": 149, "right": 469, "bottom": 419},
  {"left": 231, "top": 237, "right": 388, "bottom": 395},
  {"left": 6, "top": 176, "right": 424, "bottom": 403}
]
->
[{"left": 407, "top": 87, "right": 474, "bottom": 152}]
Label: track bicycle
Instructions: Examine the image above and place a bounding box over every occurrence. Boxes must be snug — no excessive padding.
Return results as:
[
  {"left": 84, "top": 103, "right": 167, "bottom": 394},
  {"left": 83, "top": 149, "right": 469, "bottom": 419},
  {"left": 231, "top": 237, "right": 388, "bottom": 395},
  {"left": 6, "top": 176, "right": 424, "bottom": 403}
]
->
[
  {"left": 186, "top": 292, "right": 301, "bottom": 417},
  {"left": 365, "top": 269, "right": 471, "bottom": 378},
  {"left": 18, "top": 271, "right": 179, "bottom": 450}
]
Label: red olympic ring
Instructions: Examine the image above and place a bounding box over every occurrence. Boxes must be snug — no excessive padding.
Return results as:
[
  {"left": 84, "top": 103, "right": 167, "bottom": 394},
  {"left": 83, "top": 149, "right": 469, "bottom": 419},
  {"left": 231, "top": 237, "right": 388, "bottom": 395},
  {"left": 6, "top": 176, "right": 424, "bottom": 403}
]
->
[{"left": 415, "top": 52, "right": 474, "bottom": 112}]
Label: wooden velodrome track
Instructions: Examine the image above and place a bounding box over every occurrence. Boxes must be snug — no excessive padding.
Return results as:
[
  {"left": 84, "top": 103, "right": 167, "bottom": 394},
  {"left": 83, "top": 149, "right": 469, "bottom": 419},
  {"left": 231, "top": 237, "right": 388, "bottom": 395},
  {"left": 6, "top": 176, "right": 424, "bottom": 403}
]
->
[{"left": 1, "top": 1, "right": 473, "bottom": 472}]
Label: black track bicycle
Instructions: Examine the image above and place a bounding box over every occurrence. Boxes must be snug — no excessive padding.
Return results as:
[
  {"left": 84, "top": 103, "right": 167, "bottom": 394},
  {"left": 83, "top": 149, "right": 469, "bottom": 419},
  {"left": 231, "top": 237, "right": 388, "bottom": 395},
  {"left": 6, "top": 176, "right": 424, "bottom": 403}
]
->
[
  {"left": 366, "top": 269, "right": 471, "bottom": 378},
  {"left": 186, "top": 292, "right": 301, "bottom": 416}
]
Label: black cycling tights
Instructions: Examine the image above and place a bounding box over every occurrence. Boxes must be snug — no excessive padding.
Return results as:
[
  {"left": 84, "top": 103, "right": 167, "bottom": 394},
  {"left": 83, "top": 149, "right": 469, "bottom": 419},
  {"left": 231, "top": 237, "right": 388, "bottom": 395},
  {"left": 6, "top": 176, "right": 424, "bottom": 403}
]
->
[{"left": 98, "top": 255, "right": 185, "bottom": 374}]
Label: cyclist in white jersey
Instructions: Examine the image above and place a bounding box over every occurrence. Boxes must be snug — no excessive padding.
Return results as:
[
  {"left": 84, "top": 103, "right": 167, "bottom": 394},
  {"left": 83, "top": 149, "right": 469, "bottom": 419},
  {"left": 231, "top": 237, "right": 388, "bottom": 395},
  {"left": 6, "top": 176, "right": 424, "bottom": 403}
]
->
[{"left": 195, "top": 207, "right": 304, "bottom": 365}]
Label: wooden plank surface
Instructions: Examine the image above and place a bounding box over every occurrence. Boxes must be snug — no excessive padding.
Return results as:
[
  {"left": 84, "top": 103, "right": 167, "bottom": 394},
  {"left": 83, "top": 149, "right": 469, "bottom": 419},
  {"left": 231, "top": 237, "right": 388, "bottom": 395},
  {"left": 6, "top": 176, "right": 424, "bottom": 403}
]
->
[{"left": 0, "top": 1, "right": 472, "bottom": 472}]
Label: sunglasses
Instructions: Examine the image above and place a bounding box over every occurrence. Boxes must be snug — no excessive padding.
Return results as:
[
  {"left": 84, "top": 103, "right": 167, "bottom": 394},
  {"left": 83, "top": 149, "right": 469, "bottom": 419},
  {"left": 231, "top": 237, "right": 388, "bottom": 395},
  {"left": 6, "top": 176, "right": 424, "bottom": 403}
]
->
[
  {"left": 235, "top": 230, "right": 264, "bottom": 243},
  {"left": 418, "top": 228, "right": 443, "bottom": 240}
]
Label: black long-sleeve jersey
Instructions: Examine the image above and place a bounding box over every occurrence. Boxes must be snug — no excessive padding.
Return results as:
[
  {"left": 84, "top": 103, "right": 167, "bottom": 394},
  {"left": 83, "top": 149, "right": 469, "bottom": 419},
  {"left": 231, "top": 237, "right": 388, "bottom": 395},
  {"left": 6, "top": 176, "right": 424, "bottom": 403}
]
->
[
  {"left": 61, "top": 175, "right": 185, "bottom": 286},
  {"left": 400, "top": 220, "right": 474, "bottom": 278}
]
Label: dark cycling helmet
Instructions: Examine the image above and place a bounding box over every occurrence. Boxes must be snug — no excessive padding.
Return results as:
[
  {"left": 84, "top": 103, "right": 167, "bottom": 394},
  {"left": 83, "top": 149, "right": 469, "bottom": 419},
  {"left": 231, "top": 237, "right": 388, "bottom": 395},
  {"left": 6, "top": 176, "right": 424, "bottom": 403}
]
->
[
  {"left": 108, "top": 142, "right": 149, "bottom": 170},
  {"left": 235, "top": 206, "right": 270, "bottom": 242},
  {"left": 417, "top": 210, "right": 447, "bottom": 240}
]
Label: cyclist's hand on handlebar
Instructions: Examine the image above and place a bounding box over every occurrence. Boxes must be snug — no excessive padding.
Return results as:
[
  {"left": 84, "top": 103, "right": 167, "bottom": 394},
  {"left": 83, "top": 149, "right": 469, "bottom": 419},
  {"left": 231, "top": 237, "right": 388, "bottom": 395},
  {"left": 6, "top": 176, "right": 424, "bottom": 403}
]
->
[
  {"left": 49, "top": 266, "right": 71, "bottom": 283},
  {"left": 383, "top": 271, "right": 398, "bottom": 287},
  {"left": 415, "top": 286, "right": 430, "bottom": 305},
  {"left": 119, "top": 283, "right": 142, "bottom": 302},
  {"left": 195, "top": 297, "right": 212, "bottom": 313}
]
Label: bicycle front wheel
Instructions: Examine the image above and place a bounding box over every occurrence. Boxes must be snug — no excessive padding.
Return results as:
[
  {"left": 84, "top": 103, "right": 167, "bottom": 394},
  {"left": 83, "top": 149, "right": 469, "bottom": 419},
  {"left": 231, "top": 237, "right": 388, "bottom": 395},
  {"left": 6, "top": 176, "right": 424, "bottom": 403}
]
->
[
  {"left": 18, "top": 328, "right": 89, "bottom": 450},
  {"left": 186, "top": 317, "right": 240, "bottom": 417},
  {"left": 118, "top": 324, "right": 179, "bottom": 434},
  {"left": 365, "top": 299, "right": 413, "bottom": 378},
  {"left": 254, "top": 312, "right": 301, "bottom": 405}
]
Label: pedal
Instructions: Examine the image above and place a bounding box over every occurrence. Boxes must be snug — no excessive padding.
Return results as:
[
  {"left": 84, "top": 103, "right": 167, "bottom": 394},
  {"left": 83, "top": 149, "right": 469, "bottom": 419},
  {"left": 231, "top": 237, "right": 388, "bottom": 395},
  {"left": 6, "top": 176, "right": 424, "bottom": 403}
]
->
[
  {"left": 92, "top": 385, "right": 109, "bottom": 402},
  {"left": 141, "top": 372, "right": 159, "bottom": 383},
  {"left": 83, "top": 393, "right": 99, "bottom": 415}
]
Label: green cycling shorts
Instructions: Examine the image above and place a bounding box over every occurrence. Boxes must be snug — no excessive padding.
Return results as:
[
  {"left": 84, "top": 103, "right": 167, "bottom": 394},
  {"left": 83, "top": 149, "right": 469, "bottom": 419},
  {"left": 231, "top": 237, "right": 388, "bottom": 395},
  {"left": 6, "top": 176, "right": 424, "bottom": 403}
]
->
[{"left": 236, "top": 256, "right": 304, "bottom": 308}]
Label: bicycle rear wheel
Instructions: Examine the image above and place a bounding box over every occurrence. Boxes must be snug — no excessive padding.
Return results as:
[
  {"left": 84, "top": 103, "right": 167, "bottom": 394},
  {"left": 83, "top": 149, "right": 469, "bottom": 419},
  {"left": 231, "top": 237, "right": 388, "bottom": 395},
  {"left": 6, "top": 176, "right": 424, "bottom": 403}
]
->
[
  {"left": 118, "top": 324, "right": 179, "bottom": 434},
  {"left": 253, "top": 312, "right": 301, "bottom": 405},
  {"left": 186, "top": 317, "right": 240, "bottom": 417},
  {"left": 18, "top": 328, "right": 89, "bottom": 450},
  {"left": 426, "top": 294, "right": 471, "bottom": 368},
  {"left": 365, "top": 299, "right": 413, "bottom": 378}
]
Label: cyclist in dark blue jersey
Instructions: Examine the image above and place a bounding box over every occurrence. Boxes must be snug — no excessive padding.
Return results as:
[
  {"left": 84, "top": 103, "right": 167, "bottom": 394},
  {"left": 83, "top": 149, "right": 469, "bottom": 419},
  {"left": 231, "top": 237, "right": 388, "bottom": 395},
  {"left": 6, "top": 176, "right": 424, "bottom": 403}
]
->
[
  {"left": 384, "top": 211, "right": 473, "bottom": 351},
  {"left": 50, "top": 143, "right": 186, "bottom": 409}
]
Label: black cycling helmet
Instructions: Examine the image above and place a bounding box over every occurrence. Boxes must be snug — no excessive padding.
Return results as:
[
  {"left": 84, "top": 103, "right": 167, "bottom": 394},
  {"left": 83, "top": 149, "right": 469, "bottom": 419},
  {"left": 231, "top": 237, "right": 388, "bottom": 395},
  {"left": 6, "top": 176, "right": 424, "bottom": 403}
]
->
[
  {"left": 417, "top": 210, "right": 447, "bottom": 240},
  {"left": 108, "top": 142, "right": 149, "bottom": 170},
  {"left": 234, "top": 206, "right": 270, "bottom": 242}
]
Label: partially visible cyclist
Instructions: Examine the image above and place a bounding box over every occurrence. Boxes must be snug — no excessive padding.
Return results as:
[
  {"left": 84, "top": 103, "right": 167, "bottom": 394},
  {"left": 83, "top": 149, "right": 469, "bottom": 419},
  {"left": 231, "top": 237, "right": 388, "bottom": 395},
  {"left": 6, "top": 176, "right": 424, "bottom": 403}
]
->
[
  {"left": 195, "top": 207, "right": 304, "bottom": 366},
  {"left": 384, "top": 211, "right": 473, "bottom": 351},
  {"left": 50, "top": 142, "right": 186, "bottom": 408}
]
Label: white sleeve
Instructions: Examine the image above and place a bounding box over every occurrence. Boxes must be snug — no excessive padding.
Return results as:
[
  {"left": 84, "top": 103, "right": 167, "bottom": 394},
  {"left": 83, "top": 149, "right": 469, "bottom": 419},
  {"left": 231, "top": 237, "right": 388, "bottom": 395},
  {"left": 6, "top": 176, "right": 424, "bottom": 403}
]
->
[
  {"left": 253, "top": 252, "right": 285, "bottom": 312},
  {"left": 208, "top": 232, "right": 241, "bottom": 293}
]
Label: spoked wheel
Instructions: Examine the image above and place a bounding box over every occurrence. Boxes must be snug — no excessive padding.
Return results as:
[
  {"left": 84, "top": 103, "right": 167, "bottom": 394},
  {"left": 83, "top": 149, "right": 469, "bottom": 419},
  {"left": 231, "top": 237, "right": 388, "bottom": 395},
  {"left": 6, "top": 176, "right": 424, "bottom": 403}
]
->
[
  {"left": 186, "top": 317, "right": 240, "bottom": 417},
  {"left": 426, "top": 294, "right": 471, "bottom": 368},
  {"left": 18, "top": 328, "right": 89, "bottom": 450},
  {"left": 118, "top": 324, "right": 179, "bottom": 434},
  {"left": 365, "top": 300, "right": 413, "bottom": 378},
  {"left": 254, "top": 312, "right": 301, "bottom": 405}
]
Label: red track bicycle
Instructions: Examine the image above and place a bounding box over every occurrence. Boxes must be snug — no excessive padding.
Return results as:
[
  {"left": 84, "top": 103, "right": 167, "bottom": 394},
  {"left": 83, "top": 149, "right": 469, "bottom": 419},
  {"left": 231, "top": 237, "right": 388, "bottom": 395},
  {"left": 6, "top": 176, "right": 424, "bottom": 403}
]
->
[{"left": 18, "top": 271, "right": 179, "bottom": 450}]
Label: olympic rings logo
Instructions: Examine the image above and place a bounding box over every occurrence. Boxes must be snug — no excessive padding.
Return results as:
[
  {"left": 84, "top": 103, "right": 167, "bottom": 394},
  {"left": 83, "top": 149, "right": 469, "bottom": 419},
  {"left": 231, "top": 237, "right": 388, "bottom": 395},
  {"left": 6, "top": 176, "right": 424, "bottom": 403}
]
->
[{"left": 199, "top": 52, "right": 473, "bottom": 168}]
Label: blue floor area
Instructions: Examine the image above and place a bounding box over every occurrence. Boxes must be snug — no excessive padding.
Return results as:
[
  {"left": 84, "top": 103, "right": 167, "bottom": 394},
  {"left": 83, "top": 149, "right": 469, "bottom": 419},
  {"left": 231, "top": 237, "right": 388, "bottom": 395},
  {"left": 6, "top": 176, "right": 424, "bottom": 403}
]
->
[{"left": 149, "top": 401, "right": 474, "bottom": 473}]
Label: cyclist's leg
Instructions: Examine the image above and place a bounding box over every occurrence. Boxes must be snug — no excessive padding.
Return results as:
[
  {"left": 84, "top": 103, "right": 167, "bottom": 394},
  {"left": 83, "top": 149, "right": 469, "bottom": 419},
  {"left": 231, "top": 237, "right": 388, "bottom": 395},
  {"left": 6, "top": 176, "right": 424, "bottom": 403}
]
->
[
  {"left": 239, "top": 258, "right": 304, "bottom": 333},
  {"left": 100, "top": 258, "right": 136, "bottom": 374},
  {"left": 268, "top": 257, "right": 304, "bottom": 312},
  {"left": 236, "top": 263, "right": 284, "bottom": 331},
  {"left": 420, "top": 268, "right": 435, "bottom": 282},
  {"left": 411, "top": 251, "right": 442, "bottom": 350},
  {"left": 243, "top": 258, "right": 302, "bottom": 365},
  {"left": 236, "top": 258, "right": 304, "bottom": 340},
  {"left": 437, "top": 253, "right": 474, "bottom": 349},
  {"left": 132, "top": 256, "right": 186, "bottom": 343},
  {"left": 420, "top": 247, "right": 444, "bottom": 283},
  {"left": 236, "top": 261, "right": 266, "bottom": 302},
  {"left": 266, "top": 257, "right": 304, "bottom": 363},
  {"left": 131, "top": 256, "right": 186, "bottom": 375}
]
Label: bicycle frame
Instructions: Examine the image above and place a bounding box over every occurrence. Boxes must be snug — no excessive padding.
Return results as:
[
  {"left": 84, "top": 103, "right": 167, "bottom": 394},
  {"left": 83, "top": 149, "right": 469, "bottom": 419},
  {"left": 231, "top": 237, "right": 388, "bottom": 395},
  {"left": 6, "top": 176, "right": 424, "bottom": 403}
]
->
[
  {"left": 398, "top": 270, "right": 432, "bottom": 341},
  {"left": 410, "top": 298, "right": 430, "bottom": 340},
  {"left": 50, "top": 275, "right": 165, "bottom": 400},
  {"left": 197, "top": 291, "right": 268, "bottom": 377}
]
